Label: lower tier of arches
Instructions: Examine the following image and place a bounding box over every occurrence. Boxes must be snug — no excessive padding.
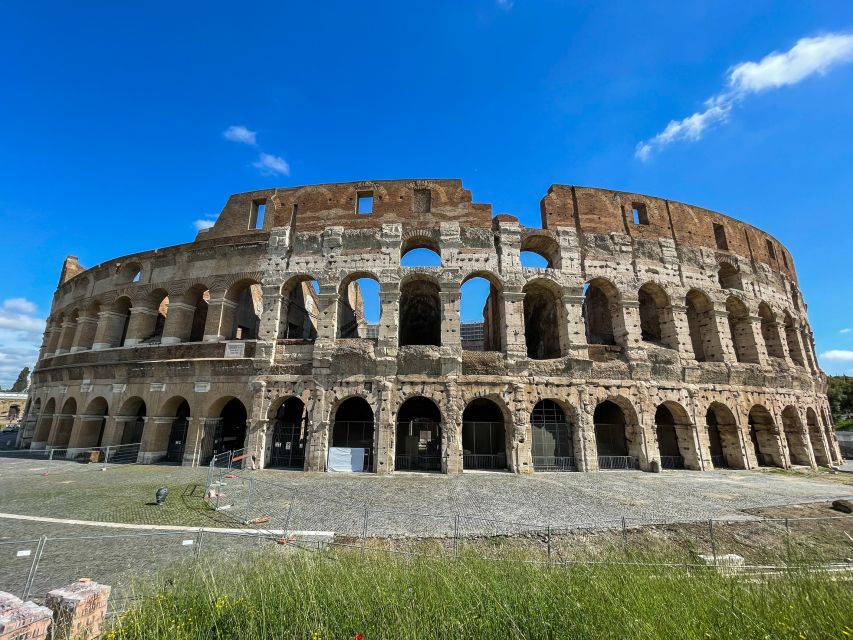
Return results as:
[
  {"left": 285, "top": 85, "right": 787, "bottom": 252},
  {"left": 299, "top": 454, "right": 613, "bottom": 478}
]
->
[{"left": 21, "top": 380, "right": 842, "bottom": 473}]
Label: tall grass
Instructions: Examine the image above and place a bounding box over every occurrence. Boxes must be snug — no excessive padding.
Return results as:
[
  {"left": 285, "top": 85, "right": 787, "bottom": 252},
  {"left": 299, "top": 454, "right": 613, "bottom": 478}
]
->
[{"left": 107, "top": 549, "right": 851, "bottom": 639}]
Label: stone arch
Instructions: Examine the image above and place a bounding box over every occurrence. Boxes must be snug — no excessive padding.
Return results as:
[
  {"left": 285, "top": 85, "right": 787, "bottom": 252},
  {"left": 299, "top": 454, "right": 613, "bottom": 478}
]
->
[
  {"left": 783, "top": 311, "right": 805, "bottom": 366},
  {"left": 56, "top": 309, "right": 79, "bottom": 353},
  {"left": 280, "top": 275, "right": 320, "bottom": 340},
  {"left": 653, "top": 401, "right": 700, "bottom": 470},
  {"left": 717, "top": 261, "right": 743, "bottom": 290},
  {"left": 101, "top": 296, "right": 133, "bottom": 348},
  {"left": 781, "top": 405, "right": 812, "bottom": 466},
  {"left": 685, "top": 289, "right": 722, "bottom": 362},
  {"left": 330, "top": 396, "right": 375, "bottom": 472},
  {"left": 73, "top": 396, "right": 109, "bottom": 449},
  {"left": 583, "top": 277, "right": 621, "bottom": 347},
  {"left": 401, "top": 233, "right": 442, "bottom": 267},
  {"left": 224, "top": 278, "right": 262, "bottom": 340},
  {"left": 32, "top": 397, "right": 56, "bottom": 446},
  {"left": 115, "top": 261, "right": 142, "bottom": 285},
  {"left": 201, "top": 396, "right": 249, "bottom": 464},
  {"left": 520, "top": 232, "right": 560, "bottom": 269},
  {"left": 127, "top": 288, "right": 169, "bottom": 345},
  {"left": 399, "top": 273, "right": 441, "bottom": 347},
  {"left": 162, "top": 283, "right": 210, "bottom": 343},
  {"left": 705, "top": 402, "right": 746, "bottom": 469},
  {"left": 116, "top": 396, "right": 147, "bottom": 446},
  {"left": 522, "top": 278, "right": 565, "bottom": 359},
  {"left": 748, "top": 404, "right": 784, "bottom": 468},
  {"left": 337, "top": 271, "right": 381, "bottom": 339},
  {"left": 50, "top": 397, "right": 77, "bottom": 448},
  {"left": 592, "top": 397, "right": 643, "bottom": 470},
  {"left": 268, "top": 396, "right": 308, "bottom": 469},
  {"left": 395, "top": 396, "right": 442, "bottom": 472},
  {"left": 805, "top": 407, "right": 830, "bottom": 467},
  {"left": 460, "top": 271, "right": 505, "bottom": 353},
  {"left": 462, "top": 397, "right": 509, "bottom": 471},
  {"left": 758, "top": 302, "right": 785, "bottom": 359},
  {"left": 530, "top": 399, "right": 575, "bottom": 471},
  {"left": 726, "top": 296, "right": 759, "bottom": 363},
  {"left": 638, "top": 282, "right": 677, "bottom": 348}
]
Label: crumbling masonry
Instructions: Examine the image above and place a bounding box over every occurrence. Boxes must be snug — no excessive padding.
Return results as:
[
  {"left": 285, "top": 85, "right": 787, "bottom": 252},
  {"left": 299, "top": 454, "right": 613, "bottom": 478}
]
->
[{"left": 21, "top": 180, "right": 842, "bottom": 474}]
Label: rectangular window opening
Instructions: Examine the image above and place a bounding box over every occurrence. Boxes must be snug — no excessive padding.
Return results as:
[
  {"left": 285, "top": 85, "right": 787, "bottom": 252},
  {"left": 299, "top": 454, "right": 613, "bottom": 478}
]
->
[
  {"left": 250, "top": 200, "right": 267, "bottom": 229},
  {"left": 413, "top": 189, "right": 431, "bottom": 214},
  {"left": 712, "top": 222, "right": 729, "bottom": 251},
  {"left": 766, "top": 239, "right": 776, "bottom": 260},
  {"left": 781, "top": 251, "right": 789, "bottom": 268},
  {"left": 631, "top": 203, "right": 649, "bottom": 225},
  {"left": 357, "top": 192, "right": 374, "bottom": 215}
]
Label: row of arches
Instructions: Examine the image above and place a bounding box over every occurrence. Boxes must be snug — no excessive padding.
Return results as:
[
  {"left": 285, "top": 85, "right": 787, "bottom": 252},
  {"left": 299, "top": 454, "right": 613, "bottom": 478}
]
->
[{"left": 44, "top": 272, "right": 816, "bottom": 374}]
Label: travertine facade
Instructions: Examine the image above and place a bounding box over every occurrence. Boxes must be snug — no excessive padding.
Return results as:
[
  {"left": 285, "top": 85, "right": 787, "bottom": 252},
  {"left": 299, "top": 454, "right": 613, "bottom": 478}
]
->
[{"left": 22, "top": 180, "right": 842, "bottom": 474}]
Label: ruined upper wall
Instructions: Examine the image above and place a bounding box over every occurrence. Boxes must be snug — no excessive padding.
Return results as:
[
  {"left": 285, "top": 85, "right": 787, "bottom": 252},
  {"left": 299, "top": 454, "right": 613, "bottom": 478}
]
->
[
  {"left": 200, "top": 179, "right": 492, "bottom": 240},
  {"left": 540, "top": 185, "right": 797, "bottom": 282}
]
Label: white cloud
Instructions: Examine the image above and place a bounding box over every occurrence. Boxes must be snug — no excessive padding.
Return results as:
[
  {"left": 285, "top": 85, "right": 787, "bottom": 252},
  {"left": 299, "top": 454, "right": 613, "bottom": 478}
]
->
[
  {"left": 193, "top": 217, "right": 217, "bottom": 231},
  {"left": 223, "top": 125, "right": 257, "bottom": 145},
  {"left": 3, "top": 298, "right": 37, "bottom": 315},
  {"left": 252, "top": 153, "right": 290, "bottom": 176},
  {"left": 820, "top": 349, "right": 853, "bottom": 362},
  {"left": 636, "top": 32, "right": 853, "bottom": 159},
  {"left": 840, "top": 328, "right": 852, "bottom": 334},
  {"left": 497, "top": 0, "right": 514, "bottom": 9}
]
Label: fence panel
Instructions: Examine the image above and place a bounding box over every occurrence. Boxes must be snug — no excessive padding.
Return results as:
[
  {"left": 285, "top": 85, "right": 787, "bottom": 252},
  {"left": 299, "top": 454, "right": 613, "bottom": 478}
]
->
[{"left": 0, "top": 538, "right": 40, "bottom": 597}]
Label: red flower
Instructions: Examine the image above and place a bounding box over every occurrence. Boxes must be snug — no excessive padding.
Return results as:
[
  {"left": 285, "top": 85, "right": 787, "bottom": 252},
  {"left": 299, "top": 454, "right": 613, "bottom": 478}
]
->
[{"left": 355, "top": 634, "right": 364, "bottom": 640}]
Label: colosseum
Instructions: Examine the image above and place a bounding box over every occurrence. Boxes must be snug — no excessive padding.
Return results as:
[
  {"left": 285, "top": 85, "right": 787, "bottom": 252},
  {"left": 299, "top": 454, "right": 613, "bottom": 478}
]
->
[{"left": 20, "top": 179, "right": 843, "bottom": 474}]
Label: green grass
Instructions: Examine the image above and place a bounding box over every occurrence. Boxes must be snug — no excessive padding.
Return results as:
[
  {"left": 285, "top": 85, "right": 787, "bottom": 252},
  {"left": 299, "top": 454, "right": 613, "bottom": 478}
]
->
[
  {"left": 106, "top": 550, "right": 852, "bottom": 640},
  {"left": 835, "top": 418, "right": 853, "bottom": 432}
]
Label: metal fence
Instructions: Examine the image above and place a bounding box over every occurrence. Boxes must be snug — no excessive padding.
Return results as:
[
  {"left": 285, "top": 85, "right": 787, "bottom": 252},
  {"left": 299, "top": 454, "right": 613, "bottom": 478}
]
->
[{"left": 0, "top": 442, "right": 142, "bottom": 468}]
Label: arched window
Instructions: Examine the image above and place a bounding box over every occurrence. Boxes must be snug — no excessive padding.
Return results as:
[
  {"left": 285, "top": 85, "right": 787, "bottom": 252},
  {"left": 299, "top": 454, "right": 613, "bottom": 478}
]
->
[
  {"left": 226, "top": 281, "right": 262, "bottom": 340},
  {"left": 717, "top": 262, "right": 743, "bottom": 290},
  {"left": 522, "top": 280, "right": 564, "bottom": 359},
  {"left": 781, "top": 406, "right": 811, "bottom": 466},
  {"left": 638, "top": 283, "right": 676, "bottom": 348},
  {"left": 593, "top": 400, "right": 638, "bottom": 470},
  {"left": 783, "top": 312, "right": 805, "bottom": 366},
  {"left": 401, "top": 247, "right": 441, "bottom": 267},
  {"left": 462, "top": 398, "right": 507, "bottom": 470},
  {"left": 748, "top": 405, "right": 782, "bottom": 468},
  {"left": 331, "top": 397, "right": 375, "bottom": 472},
  {"left": 685, "top": 290, "right": 721, "bottom": 362},
  {"left": 269, "top": 397, "right": 308, "bottom": 470},
  {"left": 531, "top": 400, "right": 574, "bottom": 471},
  {"left": 705, "top": 403, "right": 745, "bottom": 469},
  {"left": 726, "top": 296, "right": 758, "bottom": 363},
  {"left": 280, "top": 277, "right": 320, "bottom": 341},
  {"left": 395, "top": 396, "right": 442, "bottom": 472},
  {"left": 583, "top": 279, "right": 620, "bottom": 346},
  {"left": 758, "top": 303, "right": 784, "bottom": 359},
  {"left": 460, "top": 274, "right": 504, "bottom": 352},
  {"left": 209, "top": 398, "right": 248, "bottom": 462},
  {"left": 337, "top": 275, "right": 380, "bottom": 339},
  {"left": 520, "top": 233, "right": 560, "bottom": 269},
  {"left": 399, "top": 277, "right": 441, "bottom": 347},
  {"left": 805, "top": 408, "right": 829, "bottom": 467}
]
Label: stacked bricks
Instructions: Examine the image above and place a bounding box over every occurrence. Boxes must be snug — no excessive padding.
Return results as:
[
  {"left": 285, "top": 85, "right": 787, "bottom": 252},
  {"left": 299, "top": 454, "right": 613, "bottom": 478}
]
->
[
  {"left": 0, "top": 591, "right": 52, "bottom": 640},
  {"left": 45, "top": 579, "right": 111, "bottom": 640}
]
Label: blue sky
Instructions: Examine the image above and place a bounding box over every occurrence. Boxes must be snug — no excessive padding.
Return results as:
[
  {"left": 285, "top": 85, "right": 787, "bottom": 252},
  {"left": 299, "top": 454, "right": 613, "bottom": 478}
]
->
[{"left": 2, "top": 1, "right": 853, "bottom": 386}]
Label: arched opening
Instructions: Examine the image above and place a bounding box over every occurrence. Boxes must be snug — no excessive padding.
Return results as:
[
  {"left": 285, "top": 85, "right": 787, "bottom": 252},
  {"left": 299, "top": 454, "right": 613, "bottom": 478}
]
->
[
  {"left": 399, "top": 277, "right": 441, "bottom": 347},
  {"left": 783, "top": 312, "right": 805, "bottom": 366},
  {"left": 638, "top": 283, "right": 677, "bottom": 348},
  {"left": 758, "top": 303, "right": 785, "bottom": 359},
  {"left": 280, "top": 277, "right": 319, "bottom": 341},
  {"left": 717, "top": 262, "right": 743, "bottom": 290},
  {"left": 330, "top": 397, "right": 374, "bottom": 472},
  {"left": 462, "top": 398, "right": 507, "bottom": 471},
  {"left": 705, "top": 403, "right": 746, "bottom": 469},
  {"left": 133, "top": 290, "right": 169, "bottom": 345},
  {"left": 337, "top": 275, "right": 380, "bottom": 340},
  {"left": 74, "top": 302, "right": 100, "bottom": 351},
  {"left": 225, "top": 280, "right": 262, "bottom": 340},
  {"left": 7, "top": 404, "right": 20, "bottom": 421},
  {"left": 115, "top": 262, "right": 142, "bottom": 285},
  {"left": 685, "top": 289, "right": 721, "bottom": 362},
  {"left": 269, "top": 397, "right": 308, "bottom": 469},
  {"left": 523, "top": 280, "right": 564, "bottom": 359},
  {"left": 748, "top": 405, "right": 783, "bottom": 468},
  {"left": 593, "top": 400, "right": 639, "bottom": 470},
  {"left": 50, "top": 398, "right": 77, "bottom": 449},
  {"left": 78, "top": 397, "right": 109, "bottom": 449},
  {"left": 520, "top": 233, "right": 560, "bottom": 269},
  {"left": 105, "top": 297, "right": 133, "bottom": 348},
  {"left": 726, "top": 296, "right": 759, "bottom": 363},
  {"left": 395, "top": 396, "right": 442, "bottom": 472},
  {"left": 33, "top": 398, "right": 55, "bottom": 445},
  {"left": 781, "top": 406, "right": 811, "bottom": 466},
  {"left": 165, "top": 398, "right": 190, "bottom": 464},
  {"left": 531, "top": 400, "right": 575, "bottom": 471},
  {"left": 57, "top": 310, "right": 79, "bottom": 353},
  {"left": 805, "top": 408, "right": 829, "bottom": 466},
  {"left": 184, "top": 285, "right": 210, "bottom": 343},
  {"left": 117, "top": 397, "right": 146, "bottom": 446},
  {"left": 211, "top": 398, "right": 248, "bottom": 460},
  {"left": 583, "top": 279, "right": 619, "bottom": 346},
  {"left": 46, "top": 316, "right": 63, "bottom": 355},
  {"left": 460, "top": 274, "right": 504, "bottom": 352},
  {"left": 654, "top": 405, "right": 684, "bottom": 469},
  {"left": 401, "top": 247, "right": 442, "bottom": 267}
]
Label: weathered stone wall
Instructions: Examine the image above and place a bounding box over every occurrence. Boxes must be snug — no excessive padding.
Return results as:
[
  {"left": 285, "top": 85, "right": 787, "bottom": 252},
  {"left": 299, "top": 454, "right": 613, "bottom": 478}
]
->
[{"left": 24, "top": 180, "right": 841, "bottom": 472}]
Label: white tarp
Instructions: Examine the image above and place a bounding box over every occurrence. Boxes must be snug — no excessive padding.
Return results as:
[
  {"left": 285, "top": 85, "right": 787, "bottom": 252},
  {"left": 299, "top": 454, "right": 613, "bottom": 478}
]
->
[{"left": 328, "top": 447, "right": 365, "bottom": 473}]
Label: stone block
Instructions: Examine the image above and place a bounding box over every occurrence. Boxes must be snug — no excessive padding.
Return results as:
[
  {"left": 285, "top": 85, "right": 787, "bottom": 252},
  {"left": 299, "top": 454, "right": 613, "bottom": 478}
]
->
[
  {"left": 45, "top": 579, "right": 111, "bottom": 640},
  {"left": 0, "top": 591, "right": 52, "bottom": 640}
]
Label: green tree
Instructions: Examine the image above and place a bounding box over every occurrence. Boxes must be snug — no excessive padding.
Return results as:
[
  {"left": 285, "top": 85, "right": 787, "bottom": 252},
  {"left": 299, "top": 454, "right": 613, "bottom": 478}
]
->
[{"left": 9, "top": 367, "right": 29, "bottom": 392}]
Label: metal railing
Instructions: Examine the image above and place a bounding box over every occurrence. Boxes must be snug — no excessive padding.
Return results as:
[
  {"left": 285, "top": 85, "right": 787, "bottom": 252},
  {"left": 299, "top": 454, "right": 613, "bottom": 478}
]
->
[
  {"left": 463, "top": 453, "right": 507, "bottom": 470},
  {"left": 597, "top": 455, "right": 640, "bottom": 470},
  {"left": 395, "top": 454, "right": 441, "bottom": 472},
  {"left": 710, "top": 454, "right": 728, "bottom": 468},
  {"left": 532, "top": 456, "right": 577, "bottom": 472},
  {"left": 0, "top": 442, "right": 142, "bottom": 468},
  {"left": 659, "top": 455, "right": 685, "bottom": 470}
]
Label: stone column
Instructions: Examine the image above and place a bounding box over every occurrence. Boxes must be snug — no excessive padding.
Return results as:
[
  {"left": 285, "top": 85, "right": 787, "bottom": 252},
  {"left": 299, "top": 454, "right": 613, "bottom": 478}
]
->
[
  {"left": 99, "top": 416, "right": 123, "bottom": 447},
  {"left": 618, "top": 300, "right": 647, "bottom": 361},
  {"left": 138, "top": 417, "right": 169, "bottom": 463},
  {"left": 161, "top": 302, "right": 196, "bottom": 344},
  {"left": 710, "top": 308, "right": 737, "bottom": 363},
  {"left": 439, "top": 289, "right": 461, "bottom": 376},
  {"left": 55, "top": 320, "right": 77, "bottom": 355},
  {"left": 182, "top": 417, "right": 204, "bottom": 467},
  {"left": 668, "top": 304, "right": 696, "bottom": 359},
  {"left": 203, "top": 295, "right": 236, "bottom": 342},
  {"left": 784, "top": 324, "right": 807, "bottom": 368},
  {"left": 45, "top": 324, "right": 62, "bottom": 356},
  {"left": 305, "top": 389, "right": 330, "bottom": 472},
  {"left": 92, "top": 311, "right": 125, "bottom": 350},
  {"left": 502, "top": 290, "right": 528, "bottom": 360},
  {"left": 563, "top": 289, "right": 589, "bottom": 359},
  {"left": 256, "top": 284, "right": 283, "bottom": 365},
  {"left": 746, "top": 315, "right": 769, "bottom": 366},
  {"left": 374, "top": 381, "right": 395, "bottom": 475},
  {"left": 123, "top": 307, "right": 158, "bottom": 346},
  {"left": 71, "top": 315, "right": 98, "bottom": 352},
  {"left": 378, "top": 282, "right": 400, "bottom": 351},
  {"left": 573, "top": 403, "right": 598, "bottom": 471}
]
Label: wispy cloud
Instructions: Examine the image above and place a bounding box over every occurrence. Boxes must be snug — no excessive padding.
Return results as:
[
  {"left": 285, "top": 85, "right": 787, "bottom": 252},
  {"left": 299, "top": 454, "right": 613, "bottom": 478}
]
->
[
  {"left": 193, "top": 216, "right": 217, "bottom": 232},
  {"left": 820, "top": 349, "right": 853, "bottom": 362},
  {"left": 252, "top": 153, "right": 290, "bottom": 176},
  {"left": 0, "top": 298, "right": 43, "bottom": 387},
  {"left": 497, "top": 0, "right": 514, "bottom": 9},
  {"left": 636, "top": 32, "right": 853, "bottom": 160},
  {"left": 840, "top": 328, "right": 852, "bottom": 334},
  {"left": 223, "top": 125, "right": 257, "bottom": 145}
]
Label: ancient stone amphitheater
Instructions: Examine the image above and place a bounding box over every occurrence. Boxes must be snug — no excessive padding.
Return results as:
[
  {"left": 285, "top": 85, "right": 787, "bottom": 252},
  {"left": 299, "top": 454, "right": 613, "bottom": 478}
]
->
[{"left": 22, "top": 180, "right": 842, "bottom": 474}]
